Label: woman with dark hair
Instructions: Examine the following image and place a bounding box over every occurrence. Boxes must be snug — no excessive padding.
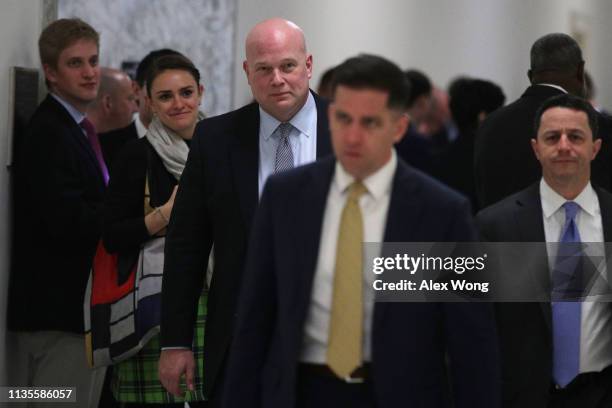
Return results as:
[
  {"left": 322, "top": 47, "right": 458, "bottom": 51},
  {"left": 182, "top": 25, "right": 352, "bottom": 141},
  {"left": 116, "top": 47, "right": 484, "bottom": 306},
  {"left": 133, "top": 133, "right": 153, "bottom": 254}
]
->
[{"left": 102, "top": 54, "right": 207, "bottom": 407}]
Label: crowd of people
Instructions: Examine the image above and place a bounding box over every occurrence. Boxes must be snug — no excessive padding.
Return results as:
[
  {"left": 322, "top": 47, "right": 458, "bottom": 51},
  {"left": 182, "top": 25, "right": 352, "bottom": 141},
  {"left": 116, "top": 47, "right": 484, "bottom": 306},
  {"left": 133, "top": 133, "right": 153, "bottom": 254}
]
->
[{"left": 5, "top": 14, "right": 612, "bottom": 408}]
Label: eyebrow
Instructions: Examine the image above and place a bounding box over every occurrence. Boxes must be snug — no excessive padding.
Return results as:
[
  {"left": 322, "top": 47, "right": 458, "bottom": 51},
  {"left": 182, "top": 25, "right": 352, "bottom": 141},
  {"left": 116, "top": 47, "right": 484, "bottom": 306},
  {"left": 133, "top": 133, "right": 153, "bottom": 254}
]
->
[{"left": 155, "top": 85, "right": 195, "bottom": 95}]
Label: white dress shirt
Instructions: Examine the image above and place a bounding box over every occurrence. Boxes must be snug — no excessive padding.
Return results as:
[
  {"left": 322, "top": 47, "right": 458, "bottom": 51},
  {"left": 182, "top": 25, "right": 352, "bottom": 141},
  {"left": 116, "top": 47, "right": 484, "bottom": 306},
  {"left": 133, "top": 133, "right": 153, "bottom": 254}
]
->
[
  {"left": 540, "top": 178, "right": 612, "bottom": 374},
  {"left": 258, "top": 92, "right": 318, "bottom": 197},
  {"left": 300, "top": 150, "right": 397, "bottom": 363},
  {"left": 134, "top": 113, "right": 147, "bottom": 138},
  {"left": 50, "top": 93, "right": 86, "bottom": 137}
]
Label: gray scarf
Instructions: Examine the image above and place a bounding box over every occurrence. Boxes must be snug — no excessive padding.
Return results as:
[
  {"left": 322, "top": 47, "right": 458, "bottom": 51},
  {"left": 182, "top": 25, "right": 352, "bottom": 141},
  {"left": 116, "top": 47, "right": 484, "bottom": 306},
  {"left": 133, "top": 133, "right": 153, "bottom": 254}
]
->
[{"left": 145, "top": 112, "right": 204, "bottom": 180}]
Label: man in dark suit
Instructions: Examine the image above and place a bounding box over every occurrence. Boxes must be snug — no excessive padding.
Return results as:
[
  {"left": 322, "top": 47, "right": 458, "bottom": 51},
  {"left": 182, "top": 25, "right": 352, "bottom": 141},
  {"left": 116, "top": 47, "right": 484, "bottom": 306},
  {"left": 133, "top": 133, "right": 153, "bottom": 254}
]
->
[
  {"left": 477, "top": 94, "right": 612, "bottom": 407},
  {"left": 8, "top": 18, "right": 107, "bottom": 407},
  {"left": 223, "top": 54, "right": 500, "bottom": 408},
  {"left": 475, "top": 33, "right": 611, "bottom": 209},
  {"left": 88, "top": 67, "right": 137, "bottom": 167},
  {"left": 159, "top": 18, "right": 332, "bottom": 406}
]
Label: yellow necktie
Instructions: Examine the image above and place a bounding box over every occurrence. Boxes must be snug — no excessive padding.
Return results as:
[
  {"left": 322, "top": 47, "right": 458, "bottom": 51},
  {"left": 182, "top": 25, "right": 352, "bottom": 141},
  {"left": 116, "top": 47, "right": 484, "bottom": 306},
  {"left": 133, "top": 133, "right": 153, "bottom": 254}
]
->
[{"left": 327, "top": 181, "right": 368, "bottom": 378}]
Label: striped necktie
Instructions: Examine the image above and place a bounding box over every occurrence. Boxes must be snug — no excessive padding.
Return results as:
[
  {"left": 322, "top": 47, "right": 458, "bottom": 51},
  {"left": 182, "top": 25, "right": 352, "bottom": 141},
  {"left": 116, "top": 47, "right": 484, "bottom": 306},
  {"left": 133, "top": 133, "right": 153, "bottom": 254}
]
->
[{"left": 274, "top": 122, "right": 294, "bottom": 173}]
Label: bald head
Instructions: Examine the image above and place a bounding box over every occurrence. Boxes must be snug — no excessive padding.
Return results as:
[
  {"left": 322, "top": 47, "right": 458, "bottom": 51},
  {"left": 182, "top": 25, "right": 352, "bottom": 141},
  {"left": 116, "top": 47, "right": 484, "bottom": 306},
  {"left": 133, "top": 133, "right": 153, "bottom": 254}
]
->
[
  {"left": 88, "top": 67, "right": 137, "bottom": 133},
  {"left": 245, "top": 18, "right": 307, "bottom": 61},
  {"left": 97, "top": 68, "right": 132, "bottom": 101},
  {"left": 243, "top": 18, "right": 312, "bottom": 122}
]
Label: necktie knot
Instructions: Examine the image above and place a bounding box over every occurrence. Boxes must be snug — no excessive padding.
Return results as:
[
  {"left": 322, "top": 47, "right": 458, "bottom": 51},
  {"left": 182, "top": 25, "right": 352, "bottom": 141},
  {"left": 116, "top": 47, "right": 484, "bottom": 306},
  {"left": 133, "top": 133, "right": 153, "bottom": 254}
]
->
[
  {"left": 563, "top": 201, "right": 580, "bottom": 222},
  {"left": 276, "top": 122, "right": 293, "bottom": 140},
  {"left": 347, "top": 181, "right": 367, "bottom": 203}
]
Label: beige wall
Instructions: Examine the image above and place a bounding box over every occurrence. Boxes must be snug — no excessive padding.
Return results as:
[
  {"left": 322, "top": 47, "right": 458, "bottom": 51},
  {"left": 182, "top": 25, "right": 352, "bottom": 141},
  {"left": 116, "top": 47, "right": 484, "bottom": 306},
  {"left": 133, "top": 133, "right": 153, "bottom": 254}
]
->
[
  {"left": 233, "top": 0, "right": 612, "bottom": 109},
  {"left": 0, "top": 0, "right": 44, "bottom": 388}
]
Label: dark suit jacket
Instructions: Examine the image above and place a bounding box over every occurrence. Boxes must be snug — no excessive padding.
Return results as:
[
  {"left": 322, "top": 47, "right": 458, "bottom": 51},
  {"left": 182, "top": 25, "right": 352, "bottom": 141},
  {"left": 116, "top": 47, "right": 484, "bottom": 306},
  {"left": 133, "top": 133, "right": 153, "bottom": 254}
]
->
[
  {"left": 8, "top": 94, "right": 105, "bottom": 333},
  {"left": 474, "top": 84, "right": 612, "bottom": 208},
  {"left": 476, "top": 183, "right": 612, "bottom": 408},
  {"left": 99, "top": 120, "right": 139, "bottom": 176},
  {"left": 161, "top": 92, "right": 332, "bottom": 401},
  {"left": 224, "top": 157, "right": 501, "bottom": 408}
]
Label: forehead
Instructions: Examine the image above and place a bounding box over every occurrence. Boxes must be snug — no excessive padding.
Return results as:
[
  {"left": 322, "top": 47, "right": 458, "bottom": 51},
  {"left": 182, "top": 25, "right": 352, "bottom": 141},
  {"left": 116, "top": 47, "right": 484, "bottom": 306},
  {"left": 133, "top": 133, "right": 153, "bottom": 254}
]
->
[
  {"left": 59, "top": 39, "right": 98, "bottom": 59},
  {"left": 333, "top": 86, "right": 391, "bottom": 115},
  {"left": 151, "top": 69, "right": 197, "bottom": 90},
  {"left": 539, "top": 107, "right": 590, "bottom": 131},
  {"left": 246, "top": 29, "right": 305, "bottom": 63}
]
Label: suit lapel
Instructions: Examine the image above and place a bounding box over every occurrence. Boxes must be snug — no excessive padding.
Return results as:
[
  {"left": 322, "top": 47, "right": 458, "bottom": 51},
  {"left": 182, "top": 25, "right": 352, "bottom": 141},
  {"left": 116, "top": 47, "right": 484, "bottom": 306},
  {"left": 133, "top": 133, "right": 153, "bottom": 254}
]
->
[
  {"left": 514, "top": 184, "right": 552, "bottom": 330},
  {"left": 46, "top": 96, "right": 105, "bottom": 189},
  {"left": 375, "top": 161, "right": 422, "bottom": 330},
  {"left": 513, "top": 183, "right": 545, "bottom": 242},
  {"left": 293, "top": 158, "right": 335, "bottom": 321},
  {"left": 230, "top": 104, "right": 260, "bottom": 227},
  {"left": 595, "top": 187, "right": 612, "bottom": 242},
  {"left": 313, "top": 92, "right": 332, "bottom": 158}
]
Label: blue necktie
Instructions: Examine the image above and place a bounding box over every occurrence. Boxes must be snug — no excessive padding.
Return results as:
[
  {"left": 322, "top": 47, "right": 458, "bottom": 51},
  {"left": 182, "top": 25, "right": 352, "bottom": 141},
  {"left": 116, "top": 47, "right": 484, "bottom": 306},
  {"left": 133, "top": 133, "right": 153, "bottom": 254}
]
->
[{"left": 552, "top": 201, "right": 582, "bottom": 388}]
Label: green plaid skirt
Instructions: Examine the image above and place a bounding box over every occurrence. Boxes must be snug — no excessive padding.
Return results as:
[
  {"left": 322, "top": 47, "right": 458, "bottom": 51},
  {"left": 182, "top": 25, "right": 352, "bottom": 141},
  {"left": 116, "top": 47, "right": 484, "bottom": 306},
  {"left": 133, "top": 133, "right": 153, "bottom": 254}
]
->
[{"left": 112, "top": 291, "right": 207, "bottom": 403}]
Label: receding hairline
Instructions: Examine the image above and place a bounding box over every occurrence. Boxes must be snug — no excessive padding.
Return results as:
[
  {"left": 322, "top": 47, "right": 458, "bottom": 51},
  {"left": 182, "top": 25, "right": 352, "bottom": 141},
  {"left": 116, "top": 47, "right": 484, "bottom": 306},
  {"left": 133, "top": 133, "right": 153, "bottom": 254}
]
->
[{"left": 244, "top": 18, "right": 307, "bottom": 59}]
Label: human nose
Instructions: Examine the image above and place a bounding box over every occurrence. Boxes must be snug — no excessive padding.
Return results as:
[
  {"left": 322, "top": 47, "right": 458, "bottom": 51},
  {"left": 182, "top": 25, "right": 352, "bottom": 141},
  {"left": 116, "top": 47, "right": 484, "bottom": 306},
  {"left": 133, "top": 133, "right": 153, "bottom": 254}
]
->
[
  {"left": 170, "top": 94, "right": 185, "bottom": 110},
  {"left": 344, "top": 123, "right": 363, "bottom": 146},
  {"left": 83, "top": 64, "right": 97, "bottom": 78},
  {"left": 557, "top": 133, "right": 571, "bottom": 152},
  {"left": 271, "top": 68, "right": 285, "bottom": 86}
]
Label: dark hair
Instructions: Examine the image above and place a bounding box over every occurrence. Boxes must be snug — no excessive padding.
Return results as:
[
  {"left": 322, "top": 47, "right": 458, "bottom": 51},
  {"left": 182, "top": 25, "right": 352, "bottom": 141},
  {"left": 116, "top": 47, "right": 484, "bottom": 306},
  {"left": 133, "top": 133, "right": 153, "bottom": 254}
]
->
[
  {"left": 136, "top": 48, "right": 183, "bottom": 87},
  {"left": 331, "top": 54, "right": 411, "bottom": 111},
  {"left": 39, "top": 18, "right": 99, "bottom": 68},
  {"left": 404, "top": 69, "right": 432, "bottom": 107},
  {"left": 317, "top": 66, "right": 336, "bottom": 99},
  {"left": 145, "top": 54, "right": 201, "bottom": 97},
  {"left": 584, "top": 71, "right": 595, "bottom": 100},
  {"left": 530, "top": 33, "right": 583, "bottom": 74},
  {"left": 534, "top": 94, "right": 599, "bottom": 139},
  {"left": 449, "top": 77, "right": 505, "bottom": 132}
]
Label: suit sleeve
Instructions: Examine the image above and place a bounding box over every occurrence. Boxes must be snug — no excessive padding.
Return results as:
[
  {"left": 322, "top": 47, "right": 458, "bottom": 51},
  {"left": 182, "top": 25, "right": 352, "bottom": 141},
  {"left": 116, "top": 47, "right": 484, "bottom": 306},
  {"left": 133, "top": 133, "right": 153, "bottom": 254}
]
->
[
  {"left": 102, "top": 139, "right": 150, "bottom": 253},
  {"left": 443, "top": 199, "right": 501, "bottom": 408},
  {"left": 223, "top": 180, "right": 278, "bottom": 408},
  {"left": 161, "top": 130, "right": 211, "bottom": 347}
]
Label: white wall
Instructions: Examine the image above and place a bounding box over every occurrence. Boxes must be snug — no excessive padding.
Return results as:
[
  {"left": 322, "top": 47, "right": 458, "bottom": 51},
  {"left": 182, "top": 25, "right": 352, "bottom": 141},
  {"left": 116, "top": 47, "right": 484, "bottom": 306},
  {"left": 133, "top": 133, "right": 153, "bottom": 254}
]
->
[
  {"left": 233, "top": 0, "right": 612, "bottom": 109},
  {"left": 0, "top": 0, "right": 44, "bottom": 388}
]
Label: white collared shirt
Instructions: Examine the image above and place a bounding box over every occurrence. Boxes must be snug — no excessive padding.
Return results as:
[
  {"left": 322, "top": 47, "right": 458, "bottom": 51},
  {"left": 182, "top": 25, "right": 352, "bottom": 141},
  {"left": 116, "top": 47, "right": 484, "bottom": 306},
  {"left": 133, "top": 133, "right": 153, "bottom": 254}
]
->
[
  {"left": 258, "top": 92, "right": 318, "bottom": 197},
  {"left": 540, "top": 178, "right": 612, "bottom": 374},
  {"left": 134, "top": 113, "right": 147, "bottom": 138},
  {"left": 536, "top": 83, "right": 568, "bottom": 94},
  {"left": 50, "top": 93, "right": 87, "bottom": 137},
  {"left": 300, "top": 150, "right": 397, "bottom": 363}
]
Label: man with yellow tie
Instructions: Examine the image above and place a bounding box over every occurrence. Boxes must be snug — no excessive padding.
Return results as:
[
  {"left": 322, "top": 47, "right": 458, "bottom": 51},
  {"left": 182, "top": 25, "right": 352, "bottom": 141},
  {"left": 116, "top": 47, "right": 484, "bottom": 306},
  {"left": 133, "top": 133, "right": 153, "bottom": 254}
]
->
[{"left": 223, "top": 54, "right": 500, "bottom": 408}]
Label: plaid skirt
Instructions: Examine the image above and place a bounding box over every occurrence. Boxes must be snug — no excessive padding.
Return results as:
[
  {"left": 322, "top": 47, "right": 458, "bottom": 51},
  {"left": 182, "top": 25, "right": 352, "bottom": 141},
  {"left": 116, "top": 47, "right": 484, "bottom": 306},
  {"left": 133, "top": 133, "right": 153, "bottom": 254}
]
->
[{"left": 112, "top": 291, "right": 207, "bottom": 403}]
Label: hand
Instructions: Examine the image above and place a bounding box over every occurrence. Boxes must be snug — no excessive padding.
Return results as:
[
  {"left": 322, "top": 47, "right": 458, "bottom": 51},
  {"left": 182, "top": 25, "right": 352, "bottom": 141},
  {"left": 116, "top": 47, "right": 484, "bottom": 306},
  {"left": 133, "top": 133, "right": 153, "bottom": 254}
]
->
[
  {"left": 159, "top": 349, "right": 195, "bottom": 397},
  {"left": 161, "top": 186, "right": 179, "bottom": 218}
]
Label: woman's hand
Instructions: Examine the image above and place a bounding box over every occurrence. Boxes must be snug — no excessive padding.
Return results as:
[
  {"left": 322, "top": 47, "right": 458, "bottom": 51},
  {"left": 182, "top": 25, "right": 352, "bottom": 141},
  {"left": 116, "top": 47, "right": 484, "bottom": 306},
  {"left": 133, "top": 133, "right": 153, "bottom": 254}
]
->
[{"left": 145, "top": 185, "right": 178, "bottom": 236}]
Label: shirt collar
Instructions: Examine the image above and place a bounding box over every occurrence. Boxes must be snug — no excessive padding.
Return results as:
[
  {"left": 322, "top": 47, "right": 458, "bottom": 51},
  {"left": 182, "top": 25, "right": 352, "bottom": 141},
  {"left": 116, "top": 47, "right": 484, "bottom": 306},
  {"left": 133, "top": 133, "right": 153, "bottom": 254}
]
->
[
  {"left": 134, "top": 113, "right": 147, "bottom": 138},
  {"left": 260, "top": 91, "right": 316, "bottom": 141},
  {"left": 334, "top": 149, "right": 397, "bottom": 201},
  {"left": 540, "top": 178, "right": 598, "bottom": 218},
  {"left": 50, "top": 93, "right": 86, "bottom": 125},
  {"left": 536, "top": 83, "right": 568, "bottom": 94}
]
